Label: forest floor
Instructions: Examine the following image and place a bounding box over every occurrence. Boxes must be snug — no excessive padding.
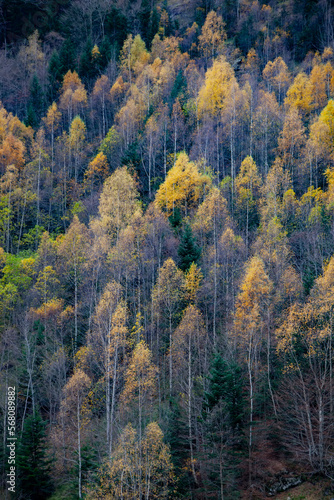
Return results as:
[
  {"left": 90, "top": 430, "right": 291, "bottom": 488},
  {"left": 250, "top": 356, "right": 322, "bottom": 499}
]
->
[{"left": 274, "top": 477, "right": 333, "bottom": 499}]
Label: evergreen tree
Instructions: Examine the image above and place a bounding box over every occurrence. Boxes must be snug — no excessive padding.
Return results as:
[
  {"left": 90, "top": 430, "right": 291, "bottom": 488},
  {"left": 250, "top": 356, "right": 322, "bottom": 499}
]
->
[
  {"left": 79, "top": 37, "right": 95, "bottom": 82},
  {"left": 48, "top": 50, "right": 62, "bottom": 101},
  {"left": 26, "top": 74, "right": 44, "bottom": 128},
  {"left": 166, "top": 398, "right": 193, "bottom": 496},
  {"left": 59, "top": 38, "right": 76, "bottom": 76},
  {"left": 17, "top": 411, "right": 54, "bottom": 500},
  {"left": 99, "top": 37, "right": 112, "bottom": 70},
  {"left": 205, "top": 355, "right": 245, "bottom": 432},
  {"left": 178, "top": 224, "right": 201, "bottom": 271}
]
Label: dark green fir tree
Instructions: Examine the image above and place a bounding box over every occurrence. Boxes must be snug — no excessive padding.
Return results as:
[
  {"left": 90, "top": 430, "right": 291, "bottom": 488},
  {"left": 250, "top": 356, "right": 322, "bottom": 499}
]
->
[
  {"left": 26, "top": 74, "right": 44, "bottom": 128},
  {"left": 59, "top": 38, "right": 76, "bottom": 76},
  {"left": 48, "top": 50, "right": 62, "bottom": 101},
  {"left": 178, "top": 223, "right": 201, "bottom": 271},
  {"left": 17, "top": 411, "right": 54, "bottom": 500}
]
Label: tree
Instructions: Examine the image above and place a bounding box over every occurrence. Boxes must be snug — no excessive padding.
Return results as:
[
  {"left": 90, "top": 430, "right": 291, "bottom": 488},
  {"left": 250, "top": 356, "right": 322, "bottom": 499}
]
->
[
  {"left": 59, "top": 71, "right": 87, "bottom": 125},
  {"left": 98, "top": 166, "right": 140, "bottom": 242},
  {"left": 172, "top": 305, "right": 207, "bottom": 484},
  {"left": 17, "top": 410, "right": 54, "bottom": 500},
  {"left": 235, "top": 155, "right": 261, "bottom": 250},
  {"left": 89, "top": 284, "right": 126, "bottom": 455},
  {"left": 84, "top": 152, "right": 109, "bottom": 192},
  {"left": 198, "top": 11, "right": 226, "bottom": 64},
  {"left": 198, "top": 56, "right": 237, "bottom": 118},
  {"left": 284, "top": 72, "right": 313, "bottom": 116},
  {"left": 68, "top": 115, "right": 86, "bottom": 182},
  {"left": 58, "top": 215, "right": 90, "bottom": 352},
  {"left": 61, "top": 369, "right": 91, "bottom": 499},
  {"left": 120, "top": 34, "right": 150, "bottom": 83},
  {"left": 262, "top": 56, "right": 290, "bottom": 104},
  {"left": 178, "top": 223, "right": 201, "bottom": 271},
  {"left": 234, "top": 256, "right": 273, "bottom": 484},
  {"left": 92, "top": 75, "right": 111, "bottom": 138},
  {"left": 152, "top": 258, "right": 185, "bottom": 394},
  {"left": 120, "top": 341, "right": 158, "bottom": 444},
  {"left": 155, "top": 151, "right": 210, "bottom": 217},
  {"left": 86, "top": 422, "right": 174, "bottom": 499},
  {"left": 277, "top": 108, "right": 306, "bottom": 189}
]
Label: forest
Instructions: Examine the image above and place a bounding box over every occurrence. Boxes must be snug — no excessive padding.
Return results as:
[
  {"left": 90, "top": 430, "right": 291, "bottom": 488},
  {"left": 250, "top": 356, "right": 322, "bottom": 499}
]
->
[{"left": 1, "top": 0, "right": 334, "bottom": 498}]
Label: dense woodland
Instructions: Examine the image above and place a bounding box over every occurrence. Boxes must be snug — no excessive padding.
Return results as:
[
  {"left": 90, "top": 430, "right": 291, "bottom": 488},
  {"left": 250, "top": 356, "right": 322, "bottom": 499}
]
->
[{"left": 1, "top": 0, "right": 334, "bottom": 498}]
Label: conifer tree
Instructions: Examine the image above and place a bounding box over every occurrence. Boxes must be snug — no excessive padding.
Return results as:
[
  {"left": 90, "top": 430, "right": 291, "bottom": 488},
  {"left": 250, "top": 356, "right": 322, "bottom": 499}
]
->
[
  {"left": 178, "top": 224, "right": 201, "bottom": 272},
  {"left": 17, "top": 411, "right": 54, "bottom": 500}
]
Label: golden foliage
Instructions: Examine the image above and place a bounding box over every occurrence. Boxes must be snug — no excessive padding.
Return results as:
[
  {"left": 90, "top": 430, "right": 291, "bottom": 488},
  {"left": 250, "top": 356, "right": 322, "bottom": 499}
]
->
[
  {"left": 155, "top": 151, "right": 211, "bottom": 216},
  {"left": 198, "top": 56, "right": 237, "bottom": 117}
]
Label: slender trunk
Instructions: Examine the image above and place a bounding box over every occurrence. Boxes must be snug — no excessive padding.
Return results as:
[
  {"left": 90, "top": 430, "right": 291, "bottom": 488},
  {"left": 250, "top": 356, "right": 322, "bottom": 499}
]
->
[
  {"left": 109, "top": 344, "right": 119, "bottom": 454},
  {"left": 188, "top": 334, "right": 197, "bottom": 484},
  {"left": 77, "top": 396, "right": 82, "bottom": 499},
  {"left": 169, "top": 312, "right": 172, "bottom": 396},
  {"left": 74, "top": 261, "right": 78, "bottom": 353}
]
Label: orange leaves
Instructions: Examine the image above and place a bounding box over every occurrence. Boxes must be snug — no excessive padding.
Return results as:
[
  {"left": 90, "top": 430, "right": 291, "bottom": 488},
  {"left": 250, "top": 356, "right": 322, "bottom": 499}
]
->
[
  {"left": 84, "top": 152, "right": 109, "bottom": 190},
  {"left": 59, "top": 70, "right": 87, "bottom": 120},
  {"left": 0, "top": 134, "right": 25, "bottom": 173}
]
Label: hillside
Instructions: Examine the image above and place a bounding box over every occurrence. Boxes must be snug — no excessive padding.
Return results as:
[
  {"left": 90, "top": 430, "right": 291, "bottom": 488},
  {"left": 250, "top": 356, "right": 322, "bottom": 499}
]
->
[{"left": 1, "top": 0, "right": 334, "bottom": 499}]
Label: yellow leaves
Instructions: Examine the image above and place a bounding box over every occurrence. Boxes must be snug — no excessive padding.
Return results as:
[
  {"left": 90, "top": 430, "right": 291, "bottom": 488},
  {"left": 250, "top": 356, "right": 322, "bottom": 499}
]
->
[
  {"left": 155, "top": 151, "right": 211, "bottom": 216},
  {"left": 62, "top": 368, "right": 92, "bottom": 423},
  {"left": 284, "top": 72, "right": 313, "bottom": 115},
  {"left": 309, "top": 99, "right": 334, "bottom": 160},
  {"left": 184, "top": 263, "right": 203, "bottom": 304},
  {"left": 88, "top": 422, "right": 174, "bottom": 499},
  {"left": 91, "top": 44, "right": 100, "bottom": 60},
  {"left": 59, "top": 70, "right": 87, "bottom": 116},
  {"left": 263, "top": 57, "right": 290, "bottom": 100},
  {"left": 68, "top": 116, "right": 86, "bottom": 149},
  {"left": 43, "top": 102, "right": 61, "bottom": 133},
  {"left": 121, "top": 340, "right": 158, "bottom": 410},
  {"left": 0, "top": 134, "right": 25, "bottom": 173},
  {"left": 192, "top": 186, "right": 229, "bottom": 239},
  {"left": 172, "top": 305, "right": 205, "bottom": 366},
  {"left": 84, "top": 152, "right": 109, "bottom": 190},
  {"left": 34, "top": 265, "right": 59, "bottom": 300},
  {"left": 198, "top": 56, "right": 237, "bottom": 118},
  {"left": 94, "top": 281, "right": 123, "bottom": 332},
  {"left": 98, "top": 166, "right": 140, "bottom": 240},
  {"left": 32, "top": 298, "right": 64, "bottom": 322},
  {"left": 58, "top": 215, "right": 90, "bottom": 264},
  {"left": 120, "top": 34, "right": 150, "bottom": 77},
  {"left": 198, "top": 11, "right": 226, "bottom": 60},
  {"left": 236, "top": 156, "right": 261, "bottom": 192},
  {"left": 153, "top": 258, "right": 185, "bottom": 314},
  {"left": 235, "top": 256, "right": 272, "bottom": 344}
]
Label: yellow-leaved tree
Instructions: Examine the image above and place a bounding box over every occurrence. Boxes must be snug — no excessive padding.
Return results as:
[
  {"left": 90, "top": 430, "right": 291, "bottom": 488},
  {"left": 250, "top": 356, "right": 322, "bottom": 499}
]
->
[
  {"left": 152, "top": 258, "right": 185, "bottom": 394},
  {"left": 197, "top": 56, "right": 237, "bottom": 118},
  {"left": 98, "top": 166, "right": 140, "bottom": 242},
  {"left": 85, "top": 422, "right": 174, "bottom": 499},
  {"left": 234, "top": 256, "right": 273, "bottom": 483},
  {"left": 155, "top": 151, "right": 210, "bottom": 217},
  {"left": 120, "top": 340, "right": 158, "bottom": 441}
]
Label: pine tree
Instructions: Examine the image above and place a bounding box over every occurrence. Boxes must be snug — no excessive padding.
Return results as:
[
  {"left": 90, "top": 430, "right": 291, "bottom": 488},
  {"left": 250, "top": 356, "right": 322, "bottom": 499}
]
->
[
  {"left": 178, "top": 224, "right": 201, "bottom": 271},
  {"left": 26, "top": 74, "right": 44, "bottom": 128},
  {"left": 17, "top": 411, "right": 54, "bottom": 500},
  {"left": 59, "top": 38, "right": 76, "bottom": 76},
  {"left": 205, "top": 354, "right": 244, "bottom": 431},
  {"left": 48, "top": 50, "right": 62, "bottom": 101}
]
